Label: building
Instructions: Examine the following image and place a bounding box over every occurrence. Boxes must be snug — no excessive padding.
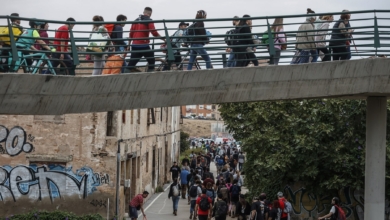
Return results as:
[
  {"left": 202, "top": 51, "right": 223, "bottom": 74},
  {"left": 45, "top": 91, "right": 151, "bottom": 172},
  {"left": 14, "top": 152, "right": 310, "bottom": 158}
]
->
[
  {"left": 181, "top": 104, "right": 222, "bottom": 120},
  {"left": 0, "top": 107, "right": 180, "bottom": 219}
]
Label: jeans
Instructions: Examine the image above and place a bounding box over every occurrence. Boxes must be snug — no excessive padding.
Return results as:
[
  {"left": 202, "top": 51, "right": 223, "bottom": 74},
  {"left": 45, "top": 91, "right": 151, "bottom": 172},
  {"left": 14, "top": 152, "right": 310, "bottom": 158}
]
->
[
  {"left": 317, "top": 47, "right": 331, "bottom": 62},
  {"left": 226, "top": 51, "right": 236, "bottom": 67},
  {"left": 269, "top": 49, "right": 281, "bottom": 65},
  {"left": 238, "top": 163, "right": 243, "bottom": 171},
  {"left": 172, "top": 196, "right": 180, "bottom": 211},
  {"left": 127, "top": 45, "right": 155, "bottom": 71},
  {"left": 190, "top": 200, "right": 197, "bottom": 214},
  {"left": 129, "top": 206, "right": 138, "bottom": 219},
  {"left": 291, "top": 49, "right": 317, "bottom": 64},
  {"left": 198, "top": 215, "right": 208, "bottom": 220},
  {"left": 187, "top": 44, "right": 212, "bottom": 70},
  {"left": 346, "top": 46, "right": 352, "bottom": 60},
  {"left": 310, "top": 49, "right": 319, "bottom": 63}
]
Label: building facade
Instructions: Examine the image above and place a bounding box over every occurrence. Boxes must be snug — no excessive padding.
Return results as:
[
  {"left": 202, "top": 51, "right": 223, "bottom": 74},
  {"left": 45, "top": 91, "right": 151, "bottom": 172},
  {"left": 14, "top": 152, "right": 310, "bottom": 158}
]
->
[
  {"left": 0, "top": 107, "right": 180, "bottom": 219},
  {"left": 181, "top": 104, "right": 221, "bottom": 120}
]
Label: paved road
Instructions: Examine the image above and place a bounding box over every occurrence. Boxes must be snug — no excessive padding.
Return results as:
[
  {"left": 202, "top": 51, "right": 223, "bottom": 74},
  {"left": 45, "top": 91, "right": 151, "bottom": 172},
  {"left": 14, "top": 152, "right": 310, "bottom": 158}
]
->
[{"left": 126, "top": 161, "right": 246, "bottom": 220}]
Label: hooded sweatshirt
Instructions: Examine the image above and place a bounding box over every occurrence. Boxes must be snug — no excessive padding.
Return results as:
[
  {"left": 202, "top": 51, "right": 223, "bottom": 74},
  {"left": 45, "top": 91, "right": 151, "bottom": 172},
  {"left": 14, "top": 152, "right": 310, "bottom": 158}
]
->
[{"left": 129, "top": 14, "right": 160, "bottom": 46}]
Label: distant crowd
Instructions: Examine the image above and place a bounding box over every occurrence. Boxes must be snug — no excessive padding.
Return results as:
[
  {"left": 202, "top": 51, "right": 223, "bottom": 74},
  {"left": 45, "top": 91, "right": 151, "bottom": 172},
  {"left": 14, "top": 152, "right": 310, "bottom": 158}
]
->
[{"left": 1, "top": 7, "right": 356, "bottom": 75}]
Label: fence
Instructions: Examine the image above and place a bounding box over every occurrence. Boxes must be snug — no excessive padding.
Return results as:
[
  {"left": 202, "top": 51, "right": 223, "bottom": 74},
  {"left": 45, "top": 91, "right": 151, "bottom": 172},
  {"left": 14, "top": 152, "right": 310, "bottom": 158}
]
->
[{"left": 0, "top": 9, "right": 388, "bottom": 75}]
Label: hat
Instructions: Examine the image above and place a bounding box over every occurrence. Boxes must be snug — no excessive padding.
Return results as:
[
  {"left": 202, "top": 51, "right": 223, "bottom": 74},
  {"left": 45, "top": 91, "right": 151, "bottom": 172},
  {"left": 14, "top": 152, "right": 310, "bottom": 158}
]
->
[
  {"left": 179, "top": 22, "right": 189, "bottom": 27},
  {"left": 277, "top": 192, "right": 283, "bottom": 197}
]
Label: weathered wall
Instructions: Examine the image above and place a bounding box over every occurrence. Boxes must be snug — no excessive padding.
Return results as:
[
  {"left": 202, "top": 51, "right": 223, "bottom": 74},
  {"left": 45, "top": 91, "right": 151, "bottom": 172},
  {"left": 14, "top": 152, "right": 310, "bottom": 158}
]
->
[{"left": 0, "top": 106, "right": 180, "bottom": 219}]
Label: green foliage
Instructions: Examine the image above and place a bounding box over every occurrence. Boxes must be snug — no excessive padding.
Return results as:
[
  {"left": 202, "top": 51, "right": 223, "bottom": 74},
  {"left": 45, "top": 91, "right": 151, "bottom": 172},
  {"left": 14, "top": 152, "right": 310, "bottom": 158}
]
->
[
  {"left": 180, "top": 131, "right": 190, "bottom": 153},
  {"left": 5, "top": 210, "right": 104, "bottom": 220},
  {"left": 155, "top": 185, "right": 165, "bottom": 193},
  {"left": 219, "top": 100, "right": 390, "bottom": 199},
  {"left": 179, "top": 147, "right": 204, "bottom": 164}
]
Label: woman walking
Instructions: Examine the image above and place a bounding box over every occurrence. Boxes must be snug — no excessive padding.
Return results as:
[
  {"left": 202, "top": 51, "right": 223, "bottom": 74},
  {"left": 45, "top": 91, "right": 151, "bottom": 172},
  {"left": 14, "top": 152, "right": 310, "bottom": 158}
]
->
[
  {"left": 269, "top": 18, "right": 286, "bottom": 65},
  {"left": 234, "top": 15, "right": 252, "bottom": 67},
  {"left": 187, "top": 10, "right": 212, "bottom": 70},
  {"left": 329, "top": 10, "right": 354, "bottom": 61},
  {"left": 315, "top": 15, "right": 334, "bottom": 62},
  {"left": 90, "top": 15, "right": 111, "bottom": 75}
]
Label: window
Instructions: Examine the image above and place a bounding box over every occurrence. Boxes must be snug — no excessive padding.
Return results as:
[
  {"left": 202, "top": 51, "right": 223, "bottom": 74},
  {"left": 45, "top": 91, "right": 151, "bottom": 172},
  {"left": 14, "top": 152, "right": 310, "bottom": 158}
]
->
[
  {"left": 137, "top": 109, "right": 141, "bottom": 124},
  {"left": 106, "top": 111, "right": 114, "bottom": 136},
  {"left": 145, "top": 152, "right": 149, "bottom": 173},
  {"left": 186, "top": 113, "right": 192, "bottom": 116},
  {"left": 187, "top": 105, "right": 196, "bottom": 109},
  {"left": 122, "top": 110, "right": 126, "bottom": 124},
  {"left": 199, "top": 105, "right": 204, "bottom": 109},
  {"left": 147, "top": 108, "right": 156, "bottom": 125},
  {"left": 206, "top": 113, "right": 212, "bottom": 117},
  {"left": 206, "top": 105, "right": 212, "bottom": 110},
  {"left": 131, "top": 110, "right": 134, "bottom": 124},
  {"left": 198, "top": 113, "right": 204, "bottom": 116}
]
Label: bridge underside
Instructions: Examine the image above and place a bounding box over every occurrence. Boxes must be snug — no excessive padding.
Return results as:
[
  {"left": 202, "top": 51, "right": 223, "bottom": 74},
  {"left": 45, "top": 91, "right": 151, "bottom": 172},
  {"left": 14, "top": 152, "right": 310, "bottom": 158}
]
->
[{"left": 0, "top": 58, "right": 389, "bottom": 115}]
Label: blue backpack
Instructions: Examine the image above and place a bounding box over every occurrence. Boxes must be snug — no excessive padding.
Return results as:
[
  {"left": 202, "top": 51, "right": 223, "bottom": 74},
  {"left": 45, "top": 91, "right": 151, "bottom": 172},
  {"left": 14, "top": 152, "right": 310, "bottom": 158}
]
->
[
  {"left": 217, "top": 158, "right": 224, "bottom": 166},
  {"left": 231, "top": 185, "right": 240, "bottom": 196},
  {"left": 205, "top": 189, "right": 215, "bottom": 201}
]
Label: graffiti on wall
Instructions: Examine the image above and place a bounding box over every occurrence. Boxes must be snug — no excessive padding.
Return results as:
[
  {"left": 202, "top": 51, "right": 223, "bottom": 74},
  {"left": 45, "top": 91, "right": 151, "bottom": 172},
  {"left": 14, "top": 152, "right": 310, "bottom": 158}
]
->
[
  {"left": 0, "top": 164, "right": 110, "bottom": 203},
  {"left": 0, "top": 125, "right": 34, "bottom": 156},
  {"left": 283, "top": 185, "right": 385, "bottom": 220}
]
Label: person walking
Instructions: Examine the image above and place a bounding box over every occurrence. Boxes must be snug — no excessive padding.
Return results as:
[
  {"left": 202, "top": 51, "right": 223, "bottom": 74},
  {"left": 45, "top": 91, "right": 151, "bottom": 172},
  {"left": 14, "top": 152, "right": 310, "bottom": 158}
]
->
[
  {"left": 236, "top": 194, "right": 251, "bottom": 220},
  {"left": 168, "top": 178, "right": 181, "bottom": 216},
  {"left": 268, "top": 18, "right": 286, "bottom": 65},
  {"left": 242, "top": 15, "right": 259, "bottom": 67},
  {"left": 318, "top": 197, "right": 346, "bottom": 220},
  {"left": 226, "top": 16, "right": 240, "bottom": 68},
  {"left": 329, "top": 10, "right": 354, "bottom": 61},
  {"left": 230, "top": 179, "right": 241, "bottom": 218},
  {"left": 111, "top": 14, "right": 127, "bottom": 52},
  {"left": 234, "top": 15, "right": 252, "bottom": 67},
  {"left": 291, "top": 9, "right": 317, "bottom": 64},
  {"left": 127, "top": 7, "right": 165, "bottom": 72},
  {"left": 90, "top": 15, "right": 111, "bottom": 75},
  {"left": 129, "top": 191, "right": 149, "bottom": 220},
  {"left": 238, "top": 152, "right": 245, "bottom": 171},
  {"left": 0, "top": 13, "right": 22, "bottom": 72},
  {"left": 268, "top": 200, "right": 282, "bottom": 220},
  {"left": 170, "top": 161, "right": 181, "bottom": 181},
  {"left": 251, "top": 196, "right": 269, "bottom": 220},
  {"left": 186, "top": 10, "right": 212, "bottom": 70},
  {"left": 277, "top": 192, "right": 288, "bottom": 220},
  {"left": 180, "top": 168, "right": 190, "bottom": 199},
  {"left": 189, "top": 180, "right": 202, "bottom": 219},
  {"left": 163, "top": 22, "right": 189, "bottom": 70},
  {"left": 213, "top": 193, "right": 228, "bottom": 220},
  {"left": 315, "top": 14, "right": 334, "bottom": 62},
  {"left": 195, "top": 188, "right": 213, "bottom": 220}
]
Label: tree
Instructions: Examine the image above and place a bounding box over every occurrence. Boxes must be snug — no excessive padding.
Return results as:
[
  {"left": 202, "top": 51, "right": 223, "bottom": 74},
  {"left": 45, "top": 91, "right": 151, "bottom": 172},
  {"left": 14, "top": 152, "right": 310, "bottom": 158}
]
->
[
  {"left": 219, "top": 100, "right": 390, "bottom": 199},
  {"left": 180, "top": 131, "right": 190, "bottom": 153}
]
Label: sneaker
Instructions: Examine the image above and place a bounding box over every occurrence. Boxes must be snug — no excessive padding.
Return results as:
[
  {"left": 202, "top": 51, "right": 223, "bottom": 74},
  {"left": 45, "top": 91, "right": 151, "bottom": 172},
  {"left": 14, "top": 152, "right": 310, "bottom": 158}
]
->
[{"left": 189, "top": 213, "right": 192, "bottom": 219}]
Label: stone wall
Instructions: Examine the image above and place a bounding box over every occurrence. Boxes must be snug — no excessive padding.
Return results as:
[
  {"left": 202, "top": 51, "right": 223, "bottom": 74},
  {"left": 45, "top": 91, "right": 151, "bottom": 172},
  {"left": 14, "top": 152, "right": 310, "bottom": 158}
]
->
[{"left": 0, "top": 107, "right": 180, "bottom": 219}]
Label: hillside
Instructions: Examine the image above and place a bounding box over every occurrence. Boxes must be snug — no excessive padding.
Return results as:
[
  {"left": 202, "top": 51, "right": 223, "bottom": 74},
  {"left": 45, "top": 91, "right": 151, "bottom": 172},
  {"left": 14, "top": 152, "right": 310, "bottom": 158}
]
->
[{"left": 181, "top": 119, "right": 218, "bottom": 138}]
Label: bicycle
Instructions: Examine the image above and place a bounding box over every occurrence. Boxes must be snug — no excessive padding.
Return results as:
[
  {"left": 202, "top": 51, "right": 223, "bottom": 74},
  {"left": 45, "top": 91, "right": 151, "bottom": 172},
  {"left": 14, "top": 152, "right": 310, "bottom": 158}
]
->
[
  {"left": 6, "top": 50, "right": 69, "bottom": 75},
  {"left": 156, "top": 49, "right": 202, "bottom": 71}
]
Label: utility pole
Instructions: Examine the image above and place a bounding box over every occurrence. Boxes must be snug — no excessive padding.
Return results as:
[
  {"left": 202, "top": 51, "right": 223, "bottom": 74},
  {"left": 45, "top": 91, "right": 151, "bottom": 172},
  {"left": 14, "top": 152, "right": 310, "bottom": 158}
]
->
[{"left": 115, "top": 139, "right": 123, "bottom": 218}]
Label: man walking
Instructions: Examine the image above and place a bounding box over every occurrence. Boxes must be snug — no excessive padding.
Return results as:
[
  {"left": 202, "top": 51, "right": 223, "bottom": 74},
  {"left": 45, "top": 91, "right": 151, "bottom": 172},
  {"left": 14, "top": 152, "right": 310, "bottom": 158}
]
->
[
  {"left": 189, "top": 180, "right": 202, "bottom": 219},
  {"left": 213, "top": 193, "right": 228, "bottom": 220},
  {"left": 238, "top": 152, "right": 245, "bottom": 171},
  {"left": 127, "top": 7, "right": 164, "bottom": 72},
  {"left": 168, "top": 178, "right": 181, "bottom": 216},
  {"left": 170, "top": 161, "right": 181, "bottom": 181},
  {"left": 195, "top": 188, "right": 213, "bottom": 220},
  {"left": 180, "top": 168, "right": 190, "bottom": 199},
  {"left": 129, "top": 191, "right": 149, "bottom": 220},
  {"left": 278, "top": 192, "right": 288, "bottom": 220}
]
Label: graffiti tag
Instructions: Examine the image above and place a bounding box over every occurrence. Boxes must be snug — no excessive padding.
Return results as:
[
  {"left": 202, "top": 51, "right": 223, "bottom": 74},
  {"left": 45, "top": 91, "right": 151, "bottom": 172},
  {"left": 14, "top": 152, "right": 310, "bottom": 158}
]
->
[
  {"left": 0, "top": 125, "right": 34, "bottom": 156},
  {"left": 90, "top": 199, "right": 107, "bottom": 208},
  {"left": 0, "top": 165, "right": 109, "bottom": 203}
]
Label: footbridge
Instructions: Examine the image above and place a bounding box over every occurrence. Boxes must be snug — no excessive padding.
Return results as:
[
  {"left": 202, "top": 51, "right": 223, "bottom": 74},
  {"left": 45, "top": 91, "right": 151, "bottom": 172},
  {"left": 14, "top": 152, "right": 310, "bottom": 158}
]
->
[{"left": 1, "top": 10, "right": 390, "bottom": 219}]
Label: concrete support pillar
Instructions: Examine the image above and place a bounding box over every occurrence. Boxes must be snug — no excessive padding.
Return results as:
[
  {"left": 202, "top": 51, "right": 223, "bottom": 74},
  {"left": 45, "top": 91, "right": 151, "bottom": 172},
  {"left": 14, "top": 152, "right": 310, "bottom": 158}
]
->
[{"left": 365, "top": 97, "right": 387, "bottom": 220}]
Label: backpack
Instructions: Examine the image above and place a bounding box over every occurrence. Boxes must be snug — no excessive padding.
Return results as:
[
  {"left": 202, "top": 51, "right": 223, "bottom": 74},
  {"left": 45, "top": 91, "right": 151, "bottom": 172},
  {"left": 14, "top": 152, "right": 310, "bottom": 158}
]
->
[
  {"left": 104, "top": 24, "right": 115, "bottom": 37},
  {"left": 182, "top": 23, "right": 196, "bottom": 43},
  {"left": 172, "top": 184, "right": 180, "bottom": 196},
  {"left": 215, "top": 200, "right": 228, "bottom": 216},
  {"left": 205, "top": 189, "right": 215, "bottom": 201},
  {"left": 231, "top": 185, "right": 239, "bottom": 196},
  {"left": 225, "top": 183, "right": 232, "bottom": 191},
  {"left": 261, "top": 30, "right": 273, "bottom": 44},
  {"left": 0, "top": 25, "right": 23, "bottom": 45},
  {"left": 189, "top": 185, "right": 199, "bottom": 197},
  {"left": 224, "top": 29, "right": 236, "bottom": 46},
  {"left": 199, "top": 196, "right": 210, "bottom": 211},
  {"left": 217, "top": 158, "right": 224, "bottom": 166},
  {"left": 334, "top": 205, "right": 346, "bottom": 220},
  {"left": 283, "top": 200, "right": 293, "bottom": 214},
  {"left": 219, "top": 186, "right": 228, "bottom": 199}
]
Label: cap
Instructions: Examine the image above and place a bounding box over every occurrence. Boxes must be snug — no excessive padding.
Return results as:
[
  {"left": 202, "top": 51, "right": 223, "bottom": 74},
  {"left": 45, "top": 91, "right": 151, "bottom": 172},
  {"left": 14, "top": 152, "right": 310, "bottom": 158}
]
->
[
  {"left": 277, "top": 192, "right": 283, "bottom": 197},
  {"left": 179, "top": 22, "right": 189, "bottom": 27}
]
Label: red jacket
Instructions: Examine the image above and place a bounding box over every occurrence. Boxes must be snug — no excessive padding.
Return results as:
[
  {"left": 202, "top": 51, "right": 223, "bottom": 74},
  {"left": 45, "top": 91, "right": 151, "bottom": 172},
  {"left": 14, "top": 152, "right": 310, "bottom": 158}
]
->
[
  {"left": 279, "top": 198, "right": 287, "bottom": 218},
  {"left": 130, "top": 15, "right": 160, "bottom": 45}
]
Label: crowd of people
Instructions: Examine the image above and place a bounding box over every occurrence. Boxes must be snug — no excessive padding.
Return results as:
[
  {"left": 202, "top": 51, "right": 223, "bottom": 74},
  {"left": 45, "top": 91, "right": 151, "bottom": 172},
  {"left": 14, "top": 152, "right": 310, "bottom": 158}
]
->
[
  {"left": 0, "top": 7, "right": 357, "bottom": 75},
  {"left": 129, "top": 139, "right": 346, "bottom": 220}
]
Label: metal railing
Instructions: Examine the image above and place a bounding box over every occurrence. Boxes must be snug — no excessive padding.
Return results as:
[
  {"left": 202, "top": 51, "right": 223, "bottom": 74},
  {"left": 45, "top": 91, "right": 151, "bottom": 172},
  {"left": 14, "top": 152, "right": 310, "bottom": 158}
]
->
[{"left": 0, "top": 9, "right": 388, "bottom": 75}]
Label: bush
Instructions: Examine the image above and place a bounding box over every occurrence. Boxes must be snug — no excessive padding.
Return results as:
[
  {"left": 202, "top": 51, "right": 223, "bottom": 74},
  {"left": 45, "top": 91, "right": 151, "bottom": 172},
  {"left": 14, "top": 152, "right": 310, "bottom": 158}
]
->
[
  {"left": 179, "top": 148, "right": 205, "bottom": 166},
  {"left": 180, "top": 131, "right": 190, "bottom": 153},
  {"left": 5, "top": 210, "right": 104, "bottom": 220}
]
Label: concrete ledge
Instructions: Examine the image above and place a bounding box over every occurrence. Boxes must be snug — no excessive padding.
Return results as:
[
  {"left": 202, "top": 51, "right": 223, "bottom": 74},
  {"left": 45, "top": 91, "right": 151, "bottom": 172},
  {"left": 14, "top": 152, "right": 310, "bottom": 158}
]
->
[{"left": 0, "top": 59, "right": 389, "bottom": 115}]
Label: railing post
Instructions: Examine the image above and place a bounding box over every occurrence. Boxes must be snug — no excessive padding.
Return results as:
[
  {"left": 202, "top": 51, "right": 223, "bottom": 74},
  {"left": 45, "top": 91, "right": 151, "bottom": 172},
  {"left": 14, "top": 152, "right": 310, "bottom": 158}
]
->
[
  {"left": 267, "top": 18, "right": 275, "bottom": 56},
  {"left": 163, "top": 20, "right": 175, "bottom": 70},
  {"left": 7, "top": 17, "right": 18, "bottom": 69},
  {"left": 373, "top": 12, "right": 381, "bottom": 56},
  {"left": 68, "top": 22, "right": 79, "bottom": 66}
]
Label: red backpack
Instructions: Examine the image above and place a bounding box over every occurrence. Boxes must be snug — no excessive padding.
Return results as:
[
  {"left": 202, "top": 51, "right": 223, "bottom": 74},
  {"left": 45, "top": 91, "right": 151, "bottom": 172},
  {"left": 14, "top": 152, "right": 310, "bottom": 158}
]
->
[
  {"left": 335, "top": 205, "right": 346, "bottom": 220},
  {"left": 104, "top": 24, "right": 115, "bottom": 37}
]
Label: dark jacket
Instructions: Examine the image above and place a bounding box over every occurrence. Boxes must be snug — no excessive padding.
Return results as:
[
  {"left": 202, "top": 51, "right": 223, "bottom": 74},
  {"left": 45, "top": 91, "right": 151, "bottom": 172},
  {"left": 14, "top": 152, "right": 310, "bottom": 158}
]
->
[
  {"left": 189, "top": 21, "right": 208, "bottom": 45},
  {"left": 168, "top": 182, "right": 181, "bottom": 198},
  {"left": 236, "top": 201, "right": 252, "bottom": 216},
  {"left": 111, "top": 25, "right": 126, "bottom": 46},
  {"left": 235, "top": 24, "right": 252, "bottom": 46},
  {"left": 330, "top": 19, "right": 351, "bottom": 46}
]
